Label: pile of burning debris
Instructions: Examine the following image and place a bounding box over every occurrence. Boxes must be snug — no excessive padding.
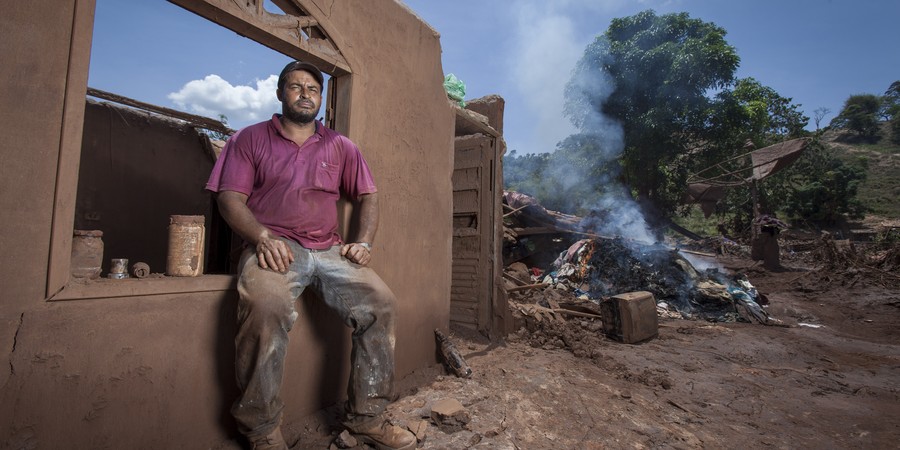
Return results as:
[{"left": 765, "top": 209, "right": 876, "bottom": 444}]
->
[{"left": 502, "top": 191, "right": 784, "bottom": 330}]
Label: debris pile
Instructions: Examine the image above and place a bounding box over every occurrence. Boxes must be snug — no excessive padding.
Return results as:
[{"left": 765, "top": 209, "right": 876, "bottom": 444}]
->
[{"left": 502, "top": 191, "right": 782, "bottom": 328}]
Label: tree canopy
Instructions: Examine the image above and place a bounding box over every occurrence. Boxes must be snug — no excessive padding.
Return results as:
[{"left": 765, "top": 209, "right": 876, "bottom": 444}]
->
[
  {"left": 830, "top": 94, "right": 882, "bottom": 137},
  {"left": 505, "top": 9, "right": 872, "bottom": 234},
  {"left": 564, "top": 10, "right": 740, "bottom": 215}
]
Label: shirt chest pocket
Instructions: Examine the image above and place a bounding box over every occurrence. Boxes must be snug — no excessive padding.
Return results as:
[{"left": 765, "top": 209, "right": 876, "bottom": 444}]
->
[{"left": 314, "top": 160, "right": 340, "bottom": 193}]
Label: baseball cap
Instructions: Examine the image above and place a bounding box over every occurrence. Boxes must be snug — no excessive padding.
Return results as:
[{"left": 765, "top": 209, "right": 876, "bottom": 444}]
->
[{"left": 278, "top": 60, "right": 324, "bottom": 90}]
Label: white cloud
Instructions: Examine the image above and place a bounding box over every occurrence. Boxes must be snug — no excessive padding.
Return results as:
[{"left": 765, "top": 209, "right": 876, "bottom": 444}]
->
[{"left": 168, "top": 74, "right": 280, "bottom": 127}]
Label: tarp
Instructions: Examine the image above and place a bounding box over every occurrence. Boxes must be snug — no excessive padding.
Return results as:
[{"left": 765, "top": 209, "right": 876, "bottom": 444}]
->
[
  {"left": 684, "top": 183, "right": 728, "bottom": 217},
  {"left": 684, "top": 138, "right": 810, "bottom": 215},
  {"left": 750, "top": 138, "right": 809, "bottom": 181}
]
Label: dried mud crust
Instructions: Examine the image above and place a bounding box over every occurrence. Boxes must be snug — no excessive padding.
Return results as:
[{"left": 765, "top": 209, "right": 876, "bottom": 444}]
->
[{"left": 286, "top": 256, "right": 900, "bottom": 449}]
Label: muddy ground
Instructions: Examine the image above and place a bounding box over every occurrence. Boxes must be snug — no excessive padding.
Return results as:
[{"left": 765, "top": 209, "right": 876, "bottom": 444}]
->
[{"left": 284, "top": 252, "right": 900, "bottom": 449}]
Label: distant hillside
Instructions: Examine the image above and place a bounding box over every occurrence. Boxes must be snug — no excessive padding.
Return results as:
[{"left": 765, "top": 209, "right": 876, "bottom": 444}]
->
[{"left": 824, "top": 123, "right": 900, "bottom": 219}]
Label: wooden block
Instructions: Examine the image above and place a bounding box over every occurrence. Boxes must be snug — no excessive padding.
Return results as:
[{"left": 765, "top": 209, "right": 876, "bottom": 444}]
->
[{"left": 600, "top": 291, "right": 659, "bottom": 344}]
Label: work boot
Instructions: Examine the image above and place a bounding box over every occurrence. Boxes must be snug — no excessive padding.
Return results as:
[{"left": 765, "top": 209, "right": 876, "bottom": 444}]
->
[
  {"left": 350, "top": 420, "right": 416, "bottom": 450},
  {"left": 249, "top": 427, "right": 287, "bottom": 450}
]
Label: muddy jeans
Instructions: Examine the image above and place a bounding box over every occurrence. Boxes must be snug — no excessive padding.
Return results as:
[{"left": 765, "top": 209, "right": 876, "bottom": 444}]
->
[{"left": 232, "top": 241, "right": 397, "bottom": 439}]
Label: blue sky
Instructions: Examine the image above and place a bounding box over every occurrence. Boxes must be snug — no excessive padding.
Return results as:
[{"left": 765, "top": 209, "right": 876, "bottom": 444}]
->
[{"left": 89, "top": 0, "right": 900, "bottom": 155}]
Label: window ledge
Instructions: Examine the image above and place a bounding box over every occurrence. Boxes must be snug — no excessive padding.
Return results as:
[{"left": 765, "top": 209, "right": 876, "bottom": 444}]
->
[{"left": 49, "top": 274, "right": 236, "bottom": 301}]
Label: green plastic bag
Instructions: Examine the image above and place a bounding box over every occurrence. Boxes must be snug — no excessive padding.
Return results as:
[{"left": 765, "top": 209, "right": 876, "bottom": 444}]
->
[{"left": 443, "top": 73, "right": 466, "bottom": 107}]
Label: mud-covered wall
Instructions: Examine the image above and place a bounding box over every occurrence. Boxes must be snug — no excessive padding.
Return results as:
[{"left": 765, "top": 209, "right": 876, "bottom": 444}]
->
[
  {"left": 320, "top": 0, "right": 456, "bottom": 377},
  {"left": 0, "top": 2, "right": 82, "bottom": 382},
  {"left": 0, "top": 0, "right": 454, "bottom": 448}
]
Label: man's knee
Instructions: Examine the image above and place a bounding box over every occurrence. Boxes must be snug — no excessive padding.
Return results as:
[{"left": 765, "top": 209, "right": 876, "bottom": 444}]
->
[
  {"left": 360, "top": 281, "right": 397, "bottom": 327},
  {"left": 237, "top": 268, "right": 299, "bottom": 328}
]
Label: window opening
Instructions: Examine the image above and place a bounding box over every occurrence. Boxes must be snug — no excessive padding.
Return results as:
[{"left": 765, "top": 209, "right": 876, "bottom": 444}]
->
[{"left": 74, "top": 0, "right": 335, "bottom": 282}]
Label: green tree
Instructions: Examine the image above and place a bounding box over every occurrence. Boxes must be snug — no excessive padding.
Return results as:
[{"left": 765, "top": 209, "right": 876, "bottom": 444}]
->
[
  {"left": 503, "top": 145, "right": 604, "bottom": 215},
  {"left": 692, "top": 78, "right": 809, "bottom": 231},
  {"left": 565, "top": 10, "right": 740, "bottom": 215},
  {"left": 702, "top": 78, "right": 807, "bottom": 153},
  {"left": 502, "top": 151, "right": 556, "bottom": 204},
  {"left": 891, "top": 115, "right": 900, "bottom": 145},
  {"left": 883, "top": 81, "right": 900, "bottom": 144},
  {"left": 831, "top": 94, "right": 881, "bottom": 137},
  {"left": 201, "top": 114, "right": 232, "bottom": 141},
  {"left": 777, "top": 139, "right": 867, "bottom": 223},
  {"left": 880, "top": 80, "right": 900, "bottom": 120}
]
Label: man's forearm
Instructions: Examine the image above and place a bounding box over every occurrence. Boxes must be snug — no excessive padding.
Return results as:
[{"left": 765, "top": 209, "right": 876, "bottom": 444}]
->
[
  {"left": 217, "top": 190, "right": 294, "bottom": 271},
  {"left": 216, "top": 191, "right": 270, "bottom": 246},
  {"left": 356, "top": 193, "right": 379, "bottom": 244}
]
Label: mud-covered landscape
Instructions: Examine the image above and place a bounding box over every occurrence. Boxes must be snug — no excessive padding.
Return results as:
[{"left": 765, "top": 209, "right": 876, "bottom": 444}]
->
[{"left": 279, "top": 232, "right": 900, "bottom": 449}]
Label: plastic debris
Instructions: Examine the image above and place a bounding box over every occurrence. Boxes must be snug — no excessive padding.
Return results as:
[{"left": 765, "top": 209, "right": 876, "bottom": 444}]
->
[{"left": 443, "top": 73, "right": 466, "bottom": 107}]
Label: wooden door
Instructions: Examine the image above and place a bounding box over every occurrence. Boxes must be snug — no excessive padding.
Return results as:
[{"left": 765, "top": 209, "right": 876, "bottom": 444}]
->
[{"left": 451, "top": 134, "right": 495, "bottom": 331}]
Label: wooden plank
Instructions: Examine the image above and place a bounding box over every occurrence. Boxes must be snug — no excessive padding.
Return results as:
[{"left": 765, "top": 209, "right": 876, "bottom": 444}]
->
[
  {"left": 455, "top": 108, "right": 501, "bottom": 137},
  {"left": 450, "top": 302, "right": 478, "bottom": 311},
  {"left": 453, "top": 157, "right": 482, "bottom": 170},
  {"left": 452, "top": 236, "right": 480, "bottom": 255},
  {"left": 507, "top": 283, "right": 550, "bottom": 293},
  {"left": 451, "top": 321, "right": 478, "bottom": 331},
  {"left": 451, "top": 262, "right": 479, "bottom": 272},
  {"left": 449, "top": 302, "right": 477, "bottom": 313},
  {"left": 88, "top": 88, "right": 233, "bottom": 135},
  {"left": 326, "top": 71, "right": 352, "bottom": 135},
  {"left": 450, "top": 276, "right": 477, "bottom": 284},
  {"left": 451, "top": 287, "right": 477, "bottom": 297},
  {"left": 450, "top": 311, "right": 477, "bottom": 325},
  {"left": 451, "top": 267, "right": 477, "bottom": 275},
  {"left": 452, "top": 167, "right": 480, "bottom": 187},
  {"left": 450, "top": 296, "right": 478, "bottom": 306},
  {"left": 169, "top": 0, "right": 350, "bottom": 75},
  {"left": 453, "top": 190, "right": 479, "bottom": 213},
  {"left": 451, "top": 176, "right": 480, "bottom": 191},
  {"left": 453, "top": 228, "right": 478, "bottom": 238}
]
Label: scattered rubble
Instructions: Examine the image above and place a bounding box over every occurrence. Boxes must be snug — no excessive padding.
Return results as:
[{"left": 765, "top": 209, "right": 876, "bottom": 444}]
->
[{"left": 429, "top": 398, "right": 470, "bottom": 434}]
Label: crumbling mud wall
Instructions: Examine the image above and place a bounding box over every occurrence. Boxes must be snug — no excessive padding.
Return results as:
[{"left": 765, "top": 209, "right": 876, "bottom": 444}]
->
[
  {"left": 319, "top": 0, "right": 456, "bottom": 377},
  {"left": 0, "top": 0, "right": 454, "bottom": 448}
]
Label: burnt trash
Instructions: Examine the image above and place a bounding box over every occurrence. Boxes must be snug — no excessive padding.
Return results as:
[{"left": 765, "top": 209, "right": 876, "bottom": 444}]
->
[{"left": 501, "top": 190, "right": 782, "bottom": 326}]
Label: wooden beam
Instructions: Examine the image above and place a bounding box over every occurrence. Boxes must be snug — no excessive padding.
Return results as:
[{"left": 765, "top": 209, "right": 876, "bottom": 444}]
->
[
  {"left": 168, "top": 0, "right": 350, "bottom": 75},
  {"left": 87, "top": 88, "right": 233, "bottom": 135},
  {"left": 507, "top": 283, "right": 549, "bottom": 293}
]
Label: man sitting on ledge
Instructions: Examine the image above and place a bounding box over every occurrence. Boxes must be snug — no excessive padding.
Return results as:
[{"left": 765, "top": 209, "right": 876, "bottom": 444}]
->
[{"left": 206, "top": 60, "right": 416, "bottom": 450}]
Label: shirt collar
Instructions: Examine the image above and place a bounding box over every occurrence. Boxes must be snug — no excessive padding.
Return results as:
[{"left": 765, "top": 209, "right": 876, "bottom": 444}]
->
[{"left": 270, "top": 114, "right": 323, "bottom": 140}]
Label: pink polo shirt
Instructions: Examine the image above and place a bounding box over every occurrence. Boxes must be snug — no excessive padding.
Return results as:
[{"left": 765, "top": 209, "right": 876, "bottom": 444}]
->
[{"left": 206, "top": 115, "right": 377, "bottom": 249}]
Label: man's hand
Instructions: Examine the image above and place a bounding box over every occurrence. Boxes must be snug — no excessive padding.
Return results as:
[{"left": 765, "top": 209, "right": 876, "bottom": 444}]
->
[
  {"left": 256, "top": 231, "right": 295, "bottom": 272},
  {"left": 216, "top": 191, "right": 295, "bottom": 273},
  {"left": 341, "top": 243, "right": 372, "bottom": 266}
]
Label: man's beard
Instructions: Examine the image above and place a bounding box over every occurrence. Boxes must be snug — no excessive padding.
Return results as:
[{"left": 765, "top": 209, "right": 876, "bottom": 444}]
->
[{"left": 282, "top": 102, "right": 318, "bottom": 124}]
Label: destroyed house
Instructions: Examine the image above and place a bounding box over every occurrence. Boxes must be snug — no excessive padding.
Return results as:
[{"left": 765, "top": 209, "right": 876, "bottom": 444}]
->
[{"left": 0, "top": 1, "right": 507, "bottom": 447}]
